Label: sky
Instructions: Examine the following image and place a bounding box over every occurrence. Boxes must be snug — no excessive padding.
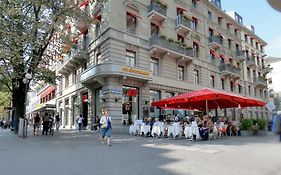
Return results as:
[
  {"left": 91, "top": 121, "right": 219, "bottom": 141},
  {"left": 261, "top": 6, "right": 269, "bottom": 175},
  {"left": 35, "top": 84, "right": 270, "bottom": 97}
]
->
[{"left": 222, "top": 0, "right": 281, "bottom": 58}]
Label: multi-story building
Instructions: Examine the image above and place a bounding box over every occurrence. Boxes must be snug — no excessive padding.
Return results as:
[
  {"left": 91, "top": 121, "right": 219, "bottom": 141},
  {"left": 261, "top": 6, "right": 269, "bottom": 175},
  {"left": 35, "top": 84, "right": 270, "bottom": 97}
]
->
[
  {"left": 266, "top": 57, "right": 281, "bottom": 114},
  {"left": 56, "top": 0, "right": 270, "bottom": 131}
]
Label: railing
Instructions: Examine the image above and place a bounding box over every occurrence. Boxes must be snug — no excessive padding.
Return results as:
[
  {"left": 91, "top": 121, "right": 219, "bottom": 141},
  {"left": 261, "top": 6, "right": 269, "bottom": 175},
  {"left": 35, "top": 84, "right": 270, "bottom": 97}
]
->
[
  {"left": 149, "top": 35, "right": 193, "bottom": 58},
  {"left": 236, "top": 50, "right": 245, "bottom": 58},
  {"left": 208, "top": 36, "right": 222, "bottom": 45},
  {"left": 253, "top": 76, "right": 267, "bottom": 85},
  {"left": 148, "top": 2, "right": 167, "bottom": 17},
  {"left": 219, "top": 64, "right": 240, "bottom": 76},
  {"left": 176, "top": 15, "right": 192, "bottom": 29},
  {"left": 246, "top": 57, "right": 256, "bottom": 65},
  {"left": 71, "top": 37, "right": 88, "bottom": 57}
]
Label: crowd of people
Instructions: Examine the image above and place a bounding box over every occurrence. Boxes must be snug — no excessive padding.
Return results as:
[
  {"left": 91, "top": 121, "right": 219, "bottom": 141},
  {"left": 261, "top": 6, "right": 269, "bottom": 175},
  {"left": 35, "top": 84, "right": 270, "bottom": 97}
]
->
[
  {"left": 31, "top": 113, "right": 61, "bottom": 136},
  {"left": 130, "top": 115, "right": 242, "bottom": 141}
]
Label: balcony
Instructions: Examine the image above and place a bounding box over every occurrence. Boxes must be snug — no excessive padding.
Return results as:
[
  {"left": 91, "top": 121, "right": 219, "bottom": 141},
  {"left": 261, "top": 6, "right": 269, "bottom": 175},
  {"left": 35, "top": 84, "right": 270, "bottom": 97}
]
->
[
  {"left": 236, "top": 50, "right": 246, "bottom": 61},
  {"left": 253, "top": 76, "right": 267, "bottom": 87},
  {"left": 219, "top": 64, "right": 241, "bottom": 79},
  {"left": 57, "top": 38, "right": 89, "bottom": 75},
  {"left": 149, "top": 35, "right": 194, "bottom": 61},
  {"left": 80, "top": 63, "right": 152, "bottom": 86},
  {"left": 176, "top": 15, "right": 192, "bottom": 35},
  {"left": 262, "top": 66, "right": 273, "bottom": 74},
  {"left": 246, "top": 57, "right": 256, "bottom": 67},
  {"left": 148, "top": 2, "right": 167, "bottom": 23},
  {"left": 208, "top": 36, "right": 222, "bottom": 49}
]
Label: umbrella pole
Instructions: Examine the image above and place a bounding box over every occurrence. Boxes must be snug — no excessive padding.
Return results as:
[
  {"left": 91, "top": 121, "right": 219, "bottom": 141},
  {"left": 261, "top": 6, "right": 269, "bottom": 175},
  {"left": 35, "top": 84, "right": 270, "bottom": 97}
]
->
[{"left": 206, "top": 100, "right": 208, "bottom": 116}]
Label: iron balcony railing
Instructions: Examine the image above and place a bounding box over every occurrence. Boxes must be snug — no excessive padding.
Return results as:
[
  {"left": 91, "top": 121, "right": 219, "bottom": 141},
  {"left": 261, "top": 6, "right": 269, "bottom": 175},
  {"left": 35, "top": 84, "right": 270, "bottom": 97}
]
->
[
  {"left": 208, "top": 35, "right": 222, "bottom": 45},
  {"left": 246, "top": 57, "right": 256, "bottom": 66},
  {"left": 236, "top": 50, "right": 245, "bottom": 58},
  {"left": 176, "top": 15, "right": 192, "bottom": 29},
  {"left": 219, "top": 64, "right": 240, "bottom": 76},
  {"left": 253, "top": 76, "right": 267, "bottom": 85},
  {"left": 149, "top": 35, "right": 193, "bottom": 58},
  {"left": 148, "top": 2, "right": 167, "bottom": 17}
]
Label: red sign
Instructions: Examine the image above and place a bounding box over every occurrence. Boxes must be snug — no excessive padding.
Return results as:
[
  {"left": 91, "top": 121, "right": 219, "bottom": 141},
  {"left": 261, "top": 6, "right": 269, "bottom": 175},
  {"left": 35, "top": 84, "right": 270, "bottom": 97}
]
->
[{"left": 127, "top": 89, "right": 138, "bottom": 97}]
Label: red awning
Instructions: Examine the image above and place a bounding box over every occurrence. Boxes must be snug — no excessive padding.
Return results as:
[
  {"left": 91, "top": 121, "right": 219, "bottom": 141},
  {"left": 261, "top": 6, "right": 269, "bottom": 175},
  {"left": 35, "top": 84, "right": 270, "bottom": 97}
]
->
[
  {"left": 127, "top": 11, "right": 142, "bottom": 19},
  {"left": 210, "top": 50, "right": 219, "bottom": 59},
  {"left": 192, "top": 16, "right": 202, "bottom": 22},
  {"left": 151, "top": 22, "right": 164, "bottom": 29},
  {"left": 79, "top": 0, "right": 90, "bottom": 7},
  {"left": 39, "top": 86, "right": 55, "bottom": 98},
  {"left": 177, "top": 6, "right": 187, "bottom": 12},
  {"left": 220, "top": 54, "right": 229, "bottom": 62},
  {"left": 93, "top": 14, "right": 101, "bottom": 22},
  {"left": 193, "top": 41, "right": 205, "bottom": 48}
]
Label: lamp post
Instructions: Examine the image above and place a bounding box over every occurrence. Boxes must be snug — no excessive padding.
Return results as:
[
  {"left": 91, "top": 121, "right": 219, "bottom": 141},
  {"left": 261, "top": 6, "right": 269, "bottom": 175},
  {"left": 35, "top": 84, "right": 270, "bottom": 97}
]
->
[{"left": 22, "top": 73, "right": 32, "bottom": 138}]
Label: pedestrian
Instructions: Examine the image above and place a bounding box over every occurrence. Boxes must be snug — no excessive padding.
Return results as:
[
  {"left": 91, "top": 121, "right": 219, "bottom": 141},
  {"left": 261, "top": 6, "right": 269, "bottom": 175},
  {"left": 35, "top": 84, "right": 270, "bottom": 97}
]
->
[
  {"left": 42, "top": 113, "right": 49, "bottom": 135},
  {"left": 272, "top": 111, "right": 281, "bottom": 142},
  {"left": 55, "top": 113, "right": 60, "bottom": 130},
  {"left": 100, "top": 109, "right": 112, "bottom": 146},
  {"left": 33, "top": 114, "right": 40, "bottom": 136},
  {"left": 76, "top": 115, "right": 84, "bottom": 132}
]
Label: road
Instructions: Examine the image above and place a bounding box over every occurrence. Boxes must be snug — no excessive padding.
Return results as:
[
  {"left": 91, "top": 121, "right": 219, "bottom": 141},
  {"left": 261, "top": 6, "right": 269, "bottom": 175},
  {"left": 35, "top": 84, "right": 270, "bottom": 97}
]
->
[{"left": 0, "top": 128, "right": 280, "bottom": 175}]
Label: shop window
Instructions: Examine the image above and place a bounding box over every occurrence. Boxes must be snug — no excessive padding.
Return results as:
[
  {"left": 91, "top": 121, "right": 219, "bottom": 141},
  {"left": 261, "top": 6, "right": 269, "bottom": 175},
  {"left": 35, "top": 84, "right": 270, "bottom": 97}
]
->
[
  {"left": 122, "top": 86, "right": 139, "bottom": 125},
  {"left": 126, "top": 50, "right": 136, "bottom": 67},
  {"left": 150, "top": 57, "right": 159, "bottom": 75},
  {"left": 178, "top": 65, "right": 184, "bottom": 80}
]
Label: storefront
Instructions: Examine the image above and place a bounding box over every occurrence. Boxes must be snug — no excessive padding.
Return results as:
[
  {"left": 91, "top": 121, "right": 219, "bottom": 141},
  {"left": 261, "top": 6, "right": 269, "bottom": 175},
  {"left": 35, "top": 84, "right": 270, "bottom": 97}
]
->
[{"left": 122, "top": 86, "right": 139, "bottom": 125}]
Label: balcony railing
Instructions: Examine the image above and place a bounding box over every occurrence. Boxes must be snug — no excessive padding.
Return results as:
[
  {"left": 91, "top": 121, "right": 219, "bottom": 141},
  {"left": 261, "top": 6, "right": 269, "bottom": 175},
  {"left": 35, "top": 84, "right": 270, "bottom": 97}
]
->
[
  {"left": 236, "top": 50, "right": 245, "bottom": 61},
  {"left": 71, "top": 38, "right": 88, "bottom": 60},
  {"left": 253, "top": 76, "right": 267, "bottom": 86},
  {"left": 208, "top": 36, "right": 222, "bottom": 48},
  {"left": 148, "top": 2, "right": 167, "bottom": 17},
  {"left": 176, "top": 15, "right": 192, "bottom": 30},
  {"left": 149, "top": 35, "right": 193, "bottom": 58},
  {"left": 246, "top": 57, "right": 256, "bottom": 67},
  {"left": 219, "top": 64, "right": 240, "bottom": 77}
]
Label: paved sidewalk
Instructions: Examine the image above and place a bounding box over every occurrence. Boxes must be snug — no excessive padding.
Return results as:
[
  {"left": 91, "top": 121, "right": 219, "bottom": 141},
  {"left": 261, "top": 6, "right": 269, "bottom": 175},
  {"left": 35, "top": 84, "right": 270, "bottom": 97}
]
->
[{"left": 0, "top": 128, "right": 281, "bottom": 175}]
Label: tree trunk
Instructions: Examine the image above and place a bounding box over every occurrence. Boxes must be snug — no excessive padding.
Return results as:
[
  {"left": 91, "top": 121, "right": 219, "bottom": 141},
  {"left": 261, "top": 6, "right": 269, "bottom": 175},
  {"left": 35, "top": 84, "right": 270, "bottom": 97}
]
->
[{"left": 13, "top": 81, "right": 27, "bottom": 134}]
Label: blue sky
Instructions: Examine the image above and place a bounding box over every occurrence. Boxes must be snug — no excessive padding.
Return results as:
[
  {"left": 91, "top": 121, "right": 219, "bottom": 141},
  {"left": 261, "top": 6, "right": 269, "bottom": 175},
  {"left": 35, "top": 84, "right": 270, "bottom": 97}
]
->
[{"left": 222, "top": 0, "right": 281, "bottom": 57}]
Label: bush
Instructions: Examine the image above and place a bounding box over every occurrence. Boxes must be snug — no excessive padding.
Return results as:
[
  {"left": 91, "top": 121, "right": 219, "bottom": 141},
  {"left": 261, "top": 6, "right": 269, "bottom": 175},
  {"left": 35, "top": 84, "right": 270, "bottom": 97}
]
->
[
  {"left": 241, "top": 119, "right": 253, "bottom": 130},
  {"left": 257, "top": 119, "right": 267, "bottom": 130}
]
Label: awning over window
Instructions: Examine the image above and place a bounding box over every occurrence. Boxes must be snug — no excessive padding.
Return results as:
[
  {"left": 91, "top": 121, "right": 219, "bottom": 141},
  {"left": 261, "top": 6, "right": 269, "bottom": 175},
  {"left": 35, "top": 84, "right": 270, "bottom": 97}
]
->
[
  {"left": 177, "top": 6, "right": 187, "bottom": 12},
  {"left": 220, "top": 54, "right": 229, "bottom": 62},
  {"left": 80, "top": 0, "right": 90, "bottom": 7},
  {"left": 127, "top": 11, "right": 141, "bottom": 19},
  {"left": 210, "top": 49, "right": 219, "bottom": 59},
  {"left": 193, "top": 41, "right": 205, "bottom": 48},
  {"left": 93, "top": 14, "right": 101, "bottom": 22},
  {"left": 192, "top": 16, "right": 202, "bottom": 22},
  {"left": 39, "top": 86, "right": 55, "bottom": 98}
]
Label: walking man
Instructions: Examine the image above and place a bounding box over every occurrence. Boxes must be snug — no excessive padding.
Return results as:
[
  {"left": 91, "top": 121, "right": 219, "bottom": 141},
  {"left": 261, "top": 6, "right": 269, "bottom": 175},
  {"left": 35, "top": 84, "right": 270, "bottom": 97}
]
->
[
  {"left": 76, "top": 115, "right": 84, "bottom": 132},
  {"left": 55, "top": 114, "right": 60, "bottom": 130},
  {"left": 42, "top": 113, "right": 49, "bottom": 135},
  {"left": 33, "top": 114, "right": 40, "bottom": 136}
]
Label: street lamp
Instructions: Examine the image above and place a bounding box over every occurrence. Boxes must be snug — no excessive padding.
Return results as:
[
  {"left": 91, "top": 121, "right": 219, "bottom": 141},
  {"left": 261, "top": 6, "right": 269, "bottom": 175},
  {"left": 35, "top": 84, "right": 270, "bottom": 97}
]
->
[{"left": 21, "top": 73, "right": 32, "bottom": 138}]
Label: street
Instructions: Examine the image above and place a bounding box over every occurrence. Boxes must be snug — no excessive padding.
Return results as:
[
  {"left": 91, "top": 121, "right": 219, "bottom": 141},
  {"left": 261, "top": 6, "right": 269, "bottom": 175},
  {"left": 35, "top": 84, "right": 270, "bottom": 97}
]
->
[{"left": 0, "top": 129, "right": 281, "bottom": 175}]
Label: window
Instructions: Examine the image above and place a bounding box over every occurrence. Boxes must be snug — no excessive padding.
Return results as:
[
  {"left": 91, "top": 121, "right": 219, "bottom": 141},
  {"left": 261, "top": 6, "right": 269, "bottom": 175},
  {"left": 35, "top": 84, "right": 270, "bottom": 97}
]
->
[
  {"left": 256, "top": 42, "right": 259, "bottom": 49},
  {"left": 254, "top": 88, "right": 257, "bottom": 96},
  {"left": 150, "top": 57, "right": 159, "bottom": 75},
  {"left": 230, "top": 81, "right": 234, "bottom": 92},
  {"left": 95, "top": 22, "right": 101, "bottom": 38},
  {"left": 193, "top": 42, "right": 199, "bottom": 58},
  {"left": 261, "top": 45, "right": 264, "bottom": 53},
  {"left": 211, "top": 75, "right": 215, "bottom": 87},
  {"left": 248, "top": 85, "right": 251, "bottom": 95},
  {"left": 126, "top": 50, "right": 136, "bottom": 66},
  {"left": 250, "top": 38, "right": 253, "bottom": 46},
  {"left": 259, "top": 88, "right": 262, "bottom": 97},
  {"left": 192, "top": 18, "right": 198, "bottom": 31},
  {"left": 151, "top": 23, "right": 159, "bottom": 36},
  {"left": 208, "top": 11, "right": 212, "bottom": 20},
  {"left": 178, "top": 65, "right": 184, "bottom": 80},
  {"left": 219, "top": 35, "right": 223, "bottom": 45},
  {"left": 238, "top": 84, "right": 242, "bottom": 93},
  {"left": 194, "top": 69, "right": 199, "bottom": 84},
  {"left": 227, "top": 23, "right": 230, "bottom": 31},
  {"left": 244, "top": 34, "right": 248, "bottom": 42},
  {"left": 209, "top": 28, "right": 214, "bottom": 38},
  {"left": 268, "top": 78, "right": 272, "bottom": 84},
  {"left": 192, "top": 0, "right": 197, "bottom": 8},
  {"left": 65, "top": 75, "right": 69, "bottom": 88},
  {"left": 247, "top": 67, "right": 251, "bottom": 78},
  {"left": 127, "top": 12, "right": 137, "bottom": 34},
  {"left": 235, "top": 44, "right": 239, "bottom": 53},
  {"left": 96, "top": 52, "right": 102, "bottom": 64},
  {"left": 218, "top": 17, "right": 222, "bottom": 25},
  {"left": 73, "top": 70, "right": 77, "bottom": 84},
  {"left": 228, "top": 39, "right": 232, "bottom": 49},
  {"left": 234, "top": 29, "right": 238, "bottom": 36},
  {"left": 221, "top": 78, "right": 225, "bottom": 90},
  {"left": 177, "top": 34, "right": 184, "bottom": 43}
]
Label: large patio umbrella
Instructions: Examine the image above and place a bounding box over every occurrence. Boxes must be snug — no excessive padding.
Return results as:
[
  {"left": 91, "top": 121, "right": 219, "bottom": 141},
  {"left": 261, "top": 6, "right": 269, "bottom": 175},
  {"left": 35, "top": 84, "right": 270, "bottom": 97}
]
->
[{"left": 151, "top": 88, "right": 265, "bottom": 111}]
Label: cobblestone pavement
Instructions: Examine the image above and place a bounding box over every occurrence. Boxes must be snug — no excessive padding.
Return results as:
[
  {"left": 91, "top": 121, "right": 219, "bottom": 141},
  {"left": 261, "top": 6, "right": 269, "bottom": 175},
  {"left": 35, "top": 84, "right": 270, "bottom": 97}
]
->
[{"left": 0, "top": 128, "right": 281, "bottom": 175}]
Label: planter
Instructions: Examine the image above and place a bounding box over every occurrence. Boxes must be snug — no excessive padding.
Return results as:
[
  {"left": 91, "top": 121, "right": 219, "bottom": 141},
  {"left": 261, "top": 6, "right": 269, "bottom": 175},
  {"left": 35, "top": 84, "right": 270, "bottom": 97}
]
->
[
  {"left": 241, "top": 130, "right": 252, "bottom": 136},
  {"left": 258, "top": 130, "right": 268, "bottom": 136}
]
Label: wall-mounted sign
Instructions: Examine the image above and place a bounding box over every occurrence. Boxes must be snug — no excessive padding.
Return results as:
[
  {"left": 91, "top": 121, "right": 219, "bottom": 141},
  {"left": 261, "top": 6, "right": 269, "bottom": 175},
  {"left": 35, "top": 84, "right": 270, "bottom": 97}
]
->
[{"left": 122, "top": 67, "right": 150, "bottom": 77}]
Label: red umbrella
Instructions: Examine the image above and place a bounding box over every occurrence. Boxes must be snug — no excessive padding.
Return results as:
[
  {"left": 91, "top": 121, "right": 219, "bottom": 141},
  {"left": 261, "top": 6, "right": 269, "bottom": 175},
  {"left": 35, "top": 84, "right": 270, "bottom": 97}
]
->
[{"left": 151, "top": 88, "right": 265, "bottom": 111}]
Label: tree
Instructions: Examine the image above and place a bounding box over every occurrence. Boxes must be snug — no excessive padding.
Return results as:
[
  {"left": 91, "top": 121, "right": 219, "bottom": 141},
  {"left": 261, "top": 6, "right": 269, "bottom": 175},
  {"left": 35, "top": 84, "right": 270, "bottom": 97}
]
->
[{"left": 0, "top": 0, "right": 94, "bottom": 133}]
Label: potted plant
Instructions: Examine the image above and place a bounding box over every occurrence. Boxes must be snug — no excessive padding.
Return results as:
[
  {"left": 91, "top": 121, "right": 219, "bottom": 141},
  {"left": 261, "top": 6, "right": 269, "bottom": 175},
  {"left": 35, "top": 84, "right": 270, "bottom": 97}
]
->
[
  {"left": 241, "top": 119, "right": 253, "bottom": 136},
  {"left": 257, "top": 119, "right": 268, "bottom": 136}
]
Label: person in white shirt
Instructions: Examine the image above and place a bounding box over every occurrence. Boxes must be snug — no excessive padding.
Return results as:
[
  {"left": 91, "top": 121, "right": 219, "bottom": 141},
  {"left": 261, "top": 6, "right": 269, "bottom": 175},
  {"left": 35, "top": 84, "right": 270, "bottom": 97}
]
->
[
  {"left": 76, "top": 115, "right": 84, "bottom": 132},
  {"left": 100, "top": 110, "right": 112, "bottom": 146}
]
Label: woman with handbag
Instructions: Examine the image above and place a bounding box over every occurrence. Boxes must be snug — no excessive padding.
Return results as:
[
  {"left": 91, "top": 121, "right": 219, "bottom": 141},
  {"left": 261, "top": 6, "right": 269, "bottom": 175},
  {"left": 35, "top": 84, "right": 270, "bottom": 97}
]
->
[{"left": 100, "top": 110, "right": 112, "bottom": 146}]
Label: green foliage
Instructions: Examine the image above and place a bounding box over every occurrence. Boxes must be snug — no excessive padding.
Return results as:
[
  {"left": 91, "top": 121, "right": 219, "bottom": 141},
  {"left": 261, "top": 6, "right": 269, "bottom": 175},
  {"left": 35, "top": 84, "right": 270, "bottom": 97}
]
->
[
  {"left": 0, "top": 91, "right": 11, "bottom": 118},
  {"left": 256, "top": 119, "right": 267, "bottom": 130},
  {"left": 241, "top": 119, "right": 253, "bottom": 130}
]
